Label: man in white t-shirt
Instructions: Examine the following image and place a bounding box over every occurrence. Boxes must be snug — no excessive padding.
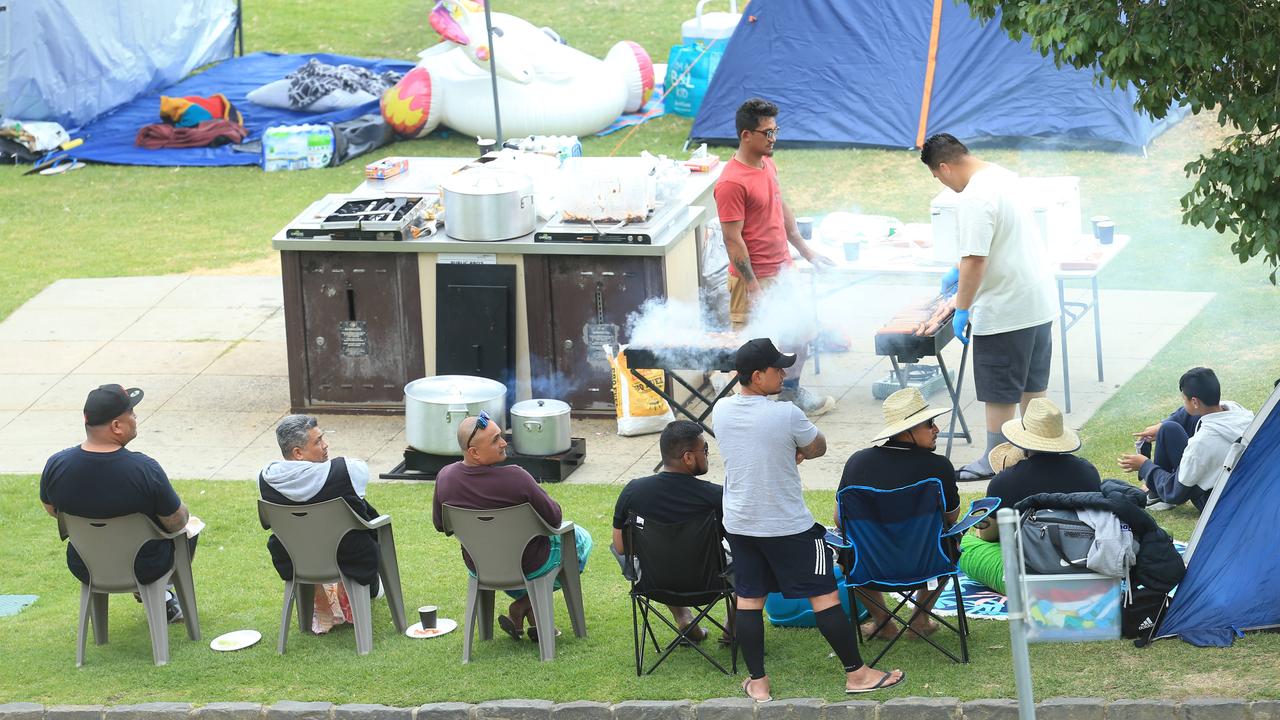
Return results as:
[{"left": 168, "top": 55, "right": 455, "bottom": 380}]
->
[
  {"left": 921, "top": 133, "right": 1058, "bottom": 480},
  {"left": 713, "top": 338, "right": 905, "bottom": 700}
]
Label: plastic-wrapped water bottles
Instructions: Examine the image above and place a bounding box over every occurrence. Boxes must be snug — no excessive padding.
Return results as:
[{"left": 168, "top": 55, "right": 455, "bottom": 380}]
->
[{"left": 262, "top": 124, "right": 334, "bottom": 172}]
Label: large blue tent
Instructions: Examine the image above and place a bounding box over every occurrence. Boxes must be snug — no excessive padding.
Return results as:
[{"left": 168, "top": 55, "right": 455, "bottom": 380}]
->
[
  {"left": 1, "top": 0, "right": 240, "bottom": 130},
  {"left": 688, "top": 0, "right": 1182, "bottom": 152},
  {"left": 1155, "top": 385, "right": 1280, "bottom": 647}
]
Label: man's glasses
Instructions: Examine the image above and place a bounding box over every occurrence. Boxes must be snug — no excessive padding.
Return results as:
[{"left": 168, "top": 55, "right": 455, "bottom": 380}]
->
[
  {"left": 748, "top": 127, "right": 779, "bottom": 140},
  {"left": 465, "top": 410, "right": 491, "bottom": 449}
]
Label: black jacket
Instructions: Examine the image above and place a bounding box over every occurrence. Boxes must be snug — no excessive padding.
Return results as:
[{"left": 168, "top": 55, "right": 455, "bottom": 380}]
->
[{"left": 1015, "top": 480, "right": 1186, "bottom": 593}]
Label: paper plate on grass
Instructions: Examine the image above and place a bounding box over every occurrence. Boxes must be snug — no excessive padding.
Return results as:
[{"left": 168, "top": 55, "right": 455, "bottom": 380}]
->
[
  {"left": 211, "top": 629, "right": 262, "bottom": 651},
  {"left": 405, "top": 618, "right": 457, "bottom": 639}
]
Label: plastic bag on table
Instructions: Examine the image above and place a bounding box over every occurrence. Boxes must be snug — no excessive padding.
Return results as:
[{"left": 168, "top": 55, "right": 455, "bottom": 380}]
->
[
  {"left": 699, "top": 219, "right": 730, "bottom": 330},
  {"left": 607, "top": 345, "right": 673, "bottom": 437}
]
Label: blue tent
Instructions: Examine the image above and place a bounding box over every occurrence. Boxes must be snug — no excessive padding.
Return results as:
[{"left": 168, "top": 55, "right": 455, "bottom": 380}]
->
[
  {"left": 1155, "top": 386, "right": 1280, "bottom": 647},
  {"left": 1, "top": 0, "right": 239, "bottom": 129},
  {"left": 688, "top": 0, "right": 1182, "bottom": 152}
]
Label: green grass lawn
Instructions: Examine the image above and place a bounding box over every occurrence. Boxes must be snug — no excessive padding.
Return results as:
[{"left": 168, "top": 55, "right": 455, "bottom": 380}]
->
[
  {"left": 2, "top": 475, "right": 1274, "bottom": 705},
  {"left": 3, "top": 0, "right": 1280, "bottom": 704}
]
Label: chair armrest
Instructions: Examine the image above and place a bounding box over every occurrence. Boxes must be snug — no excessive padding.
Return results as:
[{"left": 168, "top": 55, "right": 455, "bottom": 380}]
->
[
  {"left": 357, "top": 514, "right": 393, "bottom": 530},
  {"left": 551, "top": 520, "right": 575, "bottom": 537},
  {"left": 823, "top": 527, "right": 852, "bottom": 549},
  {"left": 941, "top": 497, "right": 1001, "bottom": 538}
]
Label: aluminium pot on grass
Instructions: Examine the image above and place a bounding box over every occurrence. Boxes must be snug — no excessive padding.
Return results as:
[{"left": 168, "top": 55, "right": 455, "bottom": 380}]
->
[
  {"left": 510, "top": 398, "right": 572, "bottom": 456},
  {"left": 404, "top": 375, "right": 507, "bottom": 456}
]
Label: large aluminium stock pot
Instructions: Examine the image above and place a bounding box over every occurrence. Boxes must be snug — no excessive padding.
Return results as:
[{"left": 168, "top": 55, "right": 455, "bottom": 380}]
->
[
  {"left": 404, "top": 375, "right": 507, "bottom": 456},
  {"left": 441, "top": 169, "right": 536, "bottom": 241}
]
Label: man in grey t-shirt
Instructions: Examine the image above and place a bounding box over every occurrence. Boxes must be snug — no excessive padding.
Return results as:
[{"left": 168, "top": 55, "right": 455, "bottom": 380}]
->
[{"left": 713, "top": 338, "right": 905, "bottom": 700}]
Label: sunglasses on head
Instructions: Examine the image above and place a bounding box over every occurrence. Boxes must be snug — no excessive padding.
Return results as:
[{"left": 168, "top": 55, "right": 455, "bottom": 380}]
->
[{"left": 466, "top": 410, "right": 491, "bottom": 449}]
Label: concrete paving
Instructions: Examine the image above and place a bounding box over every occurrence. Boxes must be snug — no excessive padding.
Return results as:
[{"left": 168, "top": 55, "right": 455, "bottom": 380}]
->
[{"left": 0, "top": 275, "right": 1212, "bottom": 490}]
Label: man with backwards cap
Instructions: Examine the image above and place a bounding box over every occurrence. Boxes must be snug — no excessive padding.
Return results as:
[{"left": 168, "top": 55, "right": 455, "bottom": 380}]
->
[
  {"left": 39, "top": 384, "right": 199, "bottom": 623},
  {"left": 714, "top": 338, "right": 905, "bottom": 700}
]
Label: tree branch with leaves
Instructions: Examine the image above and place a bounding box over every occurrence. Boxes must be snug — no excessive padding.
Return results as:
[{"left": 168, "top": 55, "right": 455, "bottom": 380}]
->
[{"left": 964, "top": 0, "right": 1280, "bottom": 281}]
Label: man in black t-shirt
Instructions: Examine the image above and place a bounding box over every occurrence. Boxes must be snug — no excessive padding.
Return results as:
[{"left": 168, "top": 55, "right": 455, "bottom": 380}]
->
[
  {"left": 40, "top": 384, "right": 196, "bottom": 623},
  {"left": 981, "top": 398, "right": 1101, "bottom": 518},
  {"left": 612, "top": 420, "right": 725, "bottom": 641},
  {"left": 838, "top": 388, "right": 957, "bottom": 639},
  {"left": 959, "top": 399, "right": 1101, "bottom": 588}
]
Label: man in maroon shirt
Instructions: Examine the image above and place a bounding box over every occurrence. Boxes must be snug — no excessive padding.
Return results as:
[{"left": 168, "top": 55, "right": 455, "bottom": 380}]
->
[
  {"left": 432, "top": 412, "right": 592, "bottom": 643},
  {"left": 715, "top": 97, "right": 836, "bottom": 416}
]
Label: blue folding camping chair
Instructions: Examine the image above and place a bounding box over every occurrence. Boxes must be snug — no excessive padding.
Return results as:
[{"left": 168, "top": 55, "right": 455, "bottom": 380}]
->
[{"left": 826, "top": 478, "right": 998, "bottom": 664}]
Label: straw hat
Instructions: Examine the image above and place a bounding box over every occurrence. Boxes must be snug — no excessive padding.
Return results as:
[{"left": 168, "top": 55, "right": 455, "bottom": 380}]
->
[
  {"left": 987, "top": 442, "right": 1027, "bottom": 473},
  {"left": 871, "top": 387, "right": 951, "bottom": 443},
  {"left": 1000, "top": 398, "right": 1081, "bottom": 453}
]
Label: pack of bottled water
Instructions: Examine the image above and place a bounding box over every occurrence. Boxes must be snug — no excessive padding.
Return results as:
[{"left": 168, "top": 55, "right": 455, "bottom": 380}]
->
[{"left": 262, "top": 124, "right": 334, "bottom": 172}]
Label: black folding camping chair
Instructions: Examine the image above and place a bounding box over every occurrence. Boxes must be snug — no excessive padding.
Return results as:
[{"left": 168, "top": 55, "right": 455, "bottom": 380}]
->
[{"left": 624, "top": 511, "right": 737, "bottom": 675}]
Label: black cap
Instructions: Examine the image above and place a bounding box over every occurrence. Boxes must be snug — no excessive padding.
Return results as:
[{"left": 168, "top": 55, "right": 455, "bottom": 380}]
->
[
  {"left": 734, "top": 338, "right": 797, "bottom": 377},
  {"left": 83, "top": 384, "right": 144, "bottom": 426}
]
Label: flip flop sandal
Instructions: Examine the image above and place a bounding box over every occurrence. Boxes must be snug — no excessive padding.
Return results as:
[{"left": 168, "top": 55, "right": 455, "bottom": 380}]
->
[
  {"left": 497, "top": 615, "right": 523, "bottom": 640},
  {"left": 527, "top": 626, "right": 562, "bottom": 643},
  {"left": 742, "top": 678, "right": 772, "bottom": 703},
  {"left": 846, "top": 670, "right": 906, "bottom": 695},
  {"left": 957, "top": 467, "right": 995, "bottom": 482}
]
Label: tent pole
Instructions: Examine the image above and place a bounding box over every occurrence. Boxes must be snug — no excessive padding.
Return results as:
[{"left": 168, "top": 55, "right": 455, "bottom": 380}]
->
[
  {"left": 236, "top": 0, "right": 245, "bottom": 56},
  {"left": 483, "top": 0, "right": 503, "bottom": 143}
]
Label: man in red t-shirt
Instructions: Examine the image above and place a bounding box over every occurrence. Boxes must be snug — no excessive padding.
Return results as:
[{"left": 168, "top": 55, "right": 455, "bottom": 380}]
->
[{"left": 715, "top": 97, "right": 835, "bottom": 416}]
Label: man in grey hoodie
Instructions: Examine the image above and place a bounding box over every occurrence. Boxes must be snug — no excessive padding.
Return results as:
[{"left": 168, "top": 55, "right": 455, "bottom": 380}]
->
[
  {"left": 259, "top": 414, "right": 381, "bottom": 593},
  {"left": 1118, "top": 367, "right": 1254, "bottom": 511}
]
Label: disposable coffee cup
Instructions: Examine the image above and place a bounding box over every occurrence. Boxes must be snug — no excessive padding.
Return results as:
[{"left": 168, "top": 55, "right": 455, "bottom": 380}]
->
[
  {"left": 796, "top": 216, "right": 814, "bottom": 241},
  {"left": 1095, "top": 220, "right": 1115, "bottom": 245},
  {"left": 419, "top": 605, "right": 438, "bottom": 630},
  {"left": 1090, "top": 215, "right": 1111, "bottom": 239},
  {"left": 843, "top": 241, "right": 860, "bottom": 262}
]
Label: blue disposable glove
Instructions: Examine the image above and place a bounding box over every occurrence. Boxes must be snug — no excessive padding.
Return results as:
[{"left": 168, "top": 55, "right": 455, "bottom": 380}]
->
[
  {"left": 940, "top": 266, "right": 960, "bottom": 296},
  {"left": 952, "top": 308, "right": 971, "bottom": 344}
]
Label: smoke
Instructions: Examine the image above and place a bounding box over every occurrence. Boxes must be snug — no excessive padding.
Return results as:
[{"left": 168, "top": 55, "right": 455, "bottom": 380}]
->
[{"left": 624, "top": 270, "right": 852, "bottom": 367}]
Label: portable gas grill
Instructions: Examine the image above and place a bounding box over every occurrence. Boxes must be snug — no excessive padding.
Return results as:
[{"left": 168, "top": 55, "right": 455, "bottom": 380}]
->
[
  {"left": 623, "top": 345, "right": 739, "bottom": 436},
  {"left": 874, "top": 304, "right": 972, "bottom": 456}
]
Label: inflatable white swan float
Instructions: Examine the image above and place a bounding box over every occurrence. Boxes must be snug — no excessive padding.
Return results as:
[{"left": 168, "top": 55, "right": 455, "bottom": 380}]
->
[{"left": 381, "top": 0, "right": 655, "bottom": 139}]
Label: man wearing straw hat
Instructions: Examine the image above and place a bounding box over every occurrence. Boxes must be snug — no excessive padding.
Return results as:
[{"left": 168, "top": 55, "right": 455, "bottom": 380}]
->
[
  {"left": 837, "top": 387, "right": 960, "bottom": 638},
  {"left": 956, "top": 398, "right": 1101, "bottom": 592}
]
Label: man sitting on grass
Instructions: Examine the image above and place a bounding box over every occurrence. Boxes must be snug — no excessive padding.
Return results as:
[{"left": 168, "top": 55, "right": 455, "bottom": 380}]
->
[
  {"left": 432, "top": 412, "right": 592, "bottom": 644},
  {"left": 837, "top": 388, "right": 957, "bottom": 640},
  {"left": 612, "top": 419, "right": 729, "bottom": 644},
  {"left": 958, "top": 398, "right": 1100, "bottom": 593},
  {"left": 1117, "top": 367, "right": 1254, "bottom": 512},
  {"left": 40, "top": 384, "right": 199, "bottom": 623}
]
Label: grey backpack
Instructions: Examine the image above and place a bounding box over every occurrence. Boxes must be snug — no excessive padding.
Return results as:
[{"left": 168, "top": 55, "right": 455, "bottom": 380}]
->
[{"left": 1020, "top": 508, "right": 1095, "bottom": 574}]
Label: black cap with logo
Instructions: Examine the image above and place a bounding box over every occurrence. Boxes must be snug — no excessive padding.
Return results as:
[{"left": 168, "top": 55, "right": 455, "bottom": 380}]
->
[
  {"left": 734, "top": 337, "right": 797, "bottom": 377},
  {"left": 83, "top": 384, "right": 144, "bottom": 426}
]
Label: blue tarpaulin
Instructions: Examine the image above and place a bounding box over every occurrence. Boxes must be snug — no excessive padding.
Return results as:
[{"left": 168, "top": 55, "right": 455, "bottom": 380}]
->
[
  {"left": 689, "top": 0, "right": 1183, "bottom": 151},
  {"left": 69, "top": 52, "right": 414, "bottom": 167},
  {"left": 1156, "top": 388, "right": 1280, "bottom": 647}
]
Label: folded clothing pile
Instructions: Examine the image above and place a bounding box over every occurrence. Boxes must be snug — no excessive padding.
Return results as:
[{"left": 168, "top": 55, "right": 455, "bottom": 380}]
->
[
  {"left": 136, "top": 93, "right": 247, "bottom": 149},
  {"left": 248, "top": 58, "right": 403, "bottom": 112}
]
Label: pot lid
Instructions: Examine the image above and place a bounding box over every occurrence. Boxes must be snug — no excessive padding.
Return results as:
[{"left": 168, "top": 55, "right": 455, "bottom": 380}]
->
[
  {"left": 441, "top": 169, "right": 533, "bottom": 196},
  {"left": 404, "top": 375, "right": 506, "bottom": 404},
  {"left": 511, "top": 398, "right": 570, "bottom": 417}
]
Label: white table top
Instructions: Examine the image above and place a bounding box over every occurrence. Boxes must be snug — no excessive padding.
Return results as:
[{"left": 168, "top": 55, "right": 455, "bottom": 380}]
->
[{"left": 798, "top": 233, "right": 1129, "bottom": 280}]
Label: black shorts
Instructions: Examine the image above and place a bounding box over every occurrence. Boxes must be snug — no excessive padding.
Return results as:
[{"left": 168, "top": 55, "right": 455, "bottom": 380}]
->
[
  {"left": 725, "top": 524, "right": 837, "bottom": 600},
  {"left": 973, "top": 321, "right": 1052, "bottom": 404}
]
